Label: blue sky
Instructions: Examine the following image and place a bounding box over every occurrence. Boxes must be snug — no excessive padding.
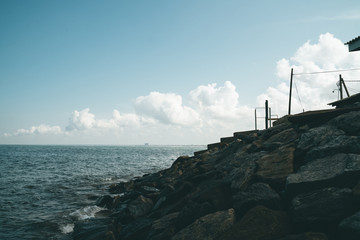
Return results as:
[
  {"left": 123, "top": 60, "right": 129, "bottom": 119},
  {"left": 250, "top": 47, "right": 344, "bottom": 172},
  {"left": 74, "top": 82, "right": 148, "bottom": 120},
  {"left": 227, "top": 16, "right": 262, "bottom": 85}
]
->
[{"left": 1, "top": 0, "right": 360, "bottom": 145}]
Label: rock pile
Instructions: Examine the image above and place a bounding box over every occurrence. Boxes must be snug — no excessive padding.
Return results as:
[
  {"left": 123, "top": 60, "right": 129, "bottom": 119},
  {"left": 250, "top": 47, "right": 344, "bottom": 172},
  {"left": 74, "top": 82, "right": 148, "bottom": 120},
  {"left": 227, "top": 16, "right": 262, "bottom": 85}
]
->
[{"left": 73, "top": 109, "right": 360, "bottom": 240}]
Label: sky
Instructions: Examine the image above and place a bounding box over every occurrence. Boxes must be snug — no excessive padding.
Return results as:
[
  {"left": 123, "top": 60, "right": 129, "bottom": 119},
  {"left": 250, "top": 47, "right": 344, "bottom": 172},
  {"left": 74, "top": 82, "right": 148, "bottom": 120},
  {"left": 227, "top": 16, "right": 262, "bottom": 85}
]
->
[{"left": 1, "top": 0, "right": 360, "bottom": 145}]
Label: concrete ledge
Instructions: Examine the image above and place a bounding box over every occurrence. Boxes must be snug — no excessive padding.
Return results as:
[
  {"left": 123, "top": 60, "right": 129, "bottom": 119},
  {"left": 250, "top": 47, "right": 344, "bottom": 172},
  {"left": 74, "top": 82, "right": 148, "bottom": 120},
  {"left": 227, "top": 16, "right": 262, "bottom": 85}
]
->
[
  {"left": 221, "top": 136, "right": 235, "bottom": 144},
  {"left": 207, "top": 142, "right": 223, "bottom": 150},
  {"left": 194, "top": 149, "right": 208, "bottom": 156},
  {"left": 233, "top": 130, "right": 258, "bottom": 138}
]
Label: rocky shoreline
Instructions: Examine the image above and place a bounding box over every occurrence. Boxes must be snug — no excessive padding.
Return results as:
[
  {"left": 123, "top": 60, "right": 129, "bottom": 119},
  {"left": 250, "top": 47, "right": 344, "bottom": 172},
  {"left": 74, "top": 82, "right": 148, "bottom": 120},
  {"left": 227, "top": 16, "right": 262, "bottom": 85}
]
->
[{"left": 73, "top": 108, "right": 360, "bottom": 240}]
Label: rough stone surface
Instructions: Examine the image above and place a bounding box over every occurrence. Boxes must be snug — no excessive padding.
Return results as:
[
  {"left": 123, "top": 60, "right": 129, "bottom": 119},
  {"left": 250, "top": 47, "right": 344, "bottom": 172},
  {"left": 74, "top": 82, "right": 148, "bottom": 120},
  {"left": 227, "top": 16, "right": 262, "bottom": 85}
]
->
[
  {"left": 286, "top": 153, "right": 360, "bottom": 196},
  {"left": 147, "top": 212, "right": 179, "bottom": 240},
  {"left": 277, "top": 232, "right": 328, "bottom": 240},
  {"left": 338, "top": 211, "right": 360, "bottom": 240},
  {"left": 171, "top": 208, "right": 235, "bottom": 240},
  {"left": 291, "top": 187, "right": 356, "bottom": 227},
  {"left": 219, "top": 205, "right": 290, "bottom": 240},
  {"left": 233, "top": 182, "right": 281, "bottom": 217},
  {"left": 255, "top": 145, "right": 295, "bottom": 189},
  {"left": 329, "top": 110, "right": 360, "bottom": 135},
  {"left": 128, "top": 195, "right": 154, "bottom": 219}
]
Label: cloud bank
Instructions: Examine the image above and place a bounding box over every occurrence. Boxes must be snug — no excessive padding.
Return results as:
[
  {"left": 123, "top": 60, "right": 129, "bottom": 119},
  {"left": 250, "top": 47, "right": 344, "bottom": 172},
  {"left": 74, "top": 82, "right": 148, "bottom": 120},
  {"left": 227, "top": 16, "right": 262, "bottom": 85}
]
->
[
  {"left": 259, "top": 33, "right": 360, "bottom": 116},
  {"left": 4, "top": 33, "right": 360, "bottom": 144}
]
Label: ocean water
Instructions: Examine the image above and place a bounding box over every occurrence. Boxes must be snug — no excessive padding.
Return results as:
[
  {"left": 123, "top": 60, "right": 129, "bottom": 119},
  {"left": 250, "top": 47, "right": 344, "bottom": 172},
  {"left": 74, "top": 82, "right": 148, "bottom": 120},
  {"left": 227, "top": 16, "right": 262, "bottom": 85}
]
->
[{"left": 0, "top": 145, "right": 204, "bottom": 240}]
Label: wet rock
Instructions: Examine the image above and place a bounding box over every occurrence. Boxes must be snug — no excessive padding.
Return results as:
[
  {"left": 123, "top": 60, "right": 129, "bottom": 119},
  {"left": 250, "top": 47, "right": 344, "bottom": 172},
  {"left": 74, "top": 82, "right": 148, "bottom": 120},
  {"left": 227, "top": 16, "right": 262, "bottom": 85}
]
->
[
  {"left": 174, "top": 201, "right": 214, "bottom": 230},
  {"left": 255, "top": 145, "right": 295, "bottom": 190},
  {"left": 147, "top": 212, "right": 179, "bottom": 240},
  {"left": 128, "top": 195, "right": 154, "bottom": 219},
  {"left": 189, "top": 180, "right": 232, "bottom": 210},
  {"left": 233, "top": 182, "right": 281, "bottom": 217},
  {"left": 95, "top": 195, "right": 113, "bottom": 209},
  {"left": 109, "top": 181, "right": 135, "bottom": 194},
  {"left": 117, "top": 218, "right": 154, "bottom": 240},
  {"left": 338, "top": 211, "right": 360, "bottom": 240},
  {"left": 171, "top": 208, "right": 235, "bottom": 240},
  {"left": 154, "top": 181, "right": 193, "bottom": 210},
  {"left": 219, "top": 205, "right": 290, "bottom": 240},
  {"left": 291, "top": 187, "right": 356, "bottom": 229},
  {"left": 73, "top": 218, "right": 113, "bottom": 240},
  {"left": 277, "top": 232, "right": 328, "bottom": 240},
  {"left": 286, "top": 153, "right": 360, "bottom": 197}
]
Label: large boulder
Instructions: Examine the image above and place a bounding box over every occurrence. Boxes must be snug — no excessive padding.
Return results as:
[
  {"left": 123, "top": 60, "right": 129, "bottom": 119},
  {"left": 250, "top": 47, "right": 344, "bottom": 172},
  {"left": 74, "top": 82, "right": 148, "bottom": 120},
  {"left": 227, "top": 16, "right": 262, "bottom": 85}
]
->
[
  {"left": 338, "top": 211, "right": 360, "bottom": 240},
  {"left": 233, "top": 182, "right": 281, "bottom": 217},
  {"left": 219, "top": 205, "right": 290, "bottom": 240},
  {"left": 73, "top": 218, "right": 114, "bottom": 240},
  {"left": 290, "top": 187, "right": 356, "bottom": 229},
  {"left": 147, "top": 212, "right": 179, "bottom": 240},
  {"left": 117, "top": 218, "right": 154, "bottom": 240},
  {"left": 277, "top": 232, "right": 328, "bottom": 240},
  {"left": 171, "top": 208, "right": 235, "bottom": 240},
  {"left": 329, "top": 110, "right": 360, "bottom": 136},
  {"left": 296, "top": 125, "right": 360, "bottom": 161},
  {"left": 225, "top": 152, "right": 260, "bottom": 192},
  {"left": 255, "top": 145, "right": 295, "bottom": 190},
  {"left": 286, "top": 153, "right": 360, "bottom": 196},
  {"left": 263, "top": 128, "right": 298, "bottom": 145},
  {"left": 128, "top": 195, "right": 154, "bottom": 219}
]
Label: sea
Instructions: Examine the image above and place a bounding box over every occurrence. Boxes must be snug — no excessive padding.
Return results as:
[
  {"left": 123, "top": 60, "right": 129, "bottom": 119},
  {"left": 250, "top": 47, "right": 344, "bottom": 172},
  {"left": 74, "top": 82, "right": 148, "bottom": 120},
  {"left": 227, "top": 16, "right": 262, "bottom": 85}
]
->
[{"left": 0, "top": 145, "right": 205, "bottom": 240}]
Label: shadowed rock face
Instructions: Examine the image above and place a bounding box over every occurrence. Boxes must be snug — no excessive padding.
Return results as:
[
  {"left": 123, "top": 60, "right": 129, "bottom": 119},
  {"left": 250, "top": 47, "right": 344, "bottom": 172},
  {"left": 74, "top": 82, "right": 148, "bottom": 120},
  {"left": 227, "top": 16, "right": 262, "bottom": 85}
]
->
[{"left": 73, "top": 109, "right": 360, "bottom": 240}]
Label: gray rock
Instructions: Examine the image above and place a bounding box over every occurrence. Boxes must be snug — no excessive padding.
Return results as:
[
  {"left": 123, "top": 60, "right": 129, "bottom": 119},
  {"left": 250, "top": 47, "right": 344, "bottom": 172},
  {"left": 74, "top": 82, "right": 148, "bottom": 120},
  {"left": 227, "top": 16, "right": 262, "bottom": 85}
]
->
[
  {"left": 218, "top": 205, "right": 290, "bottom": 240},
  {"left": 255, "top": 145, "right": 295, "bottom": 190},
  {"left": 338, "top": 211, "right": 360, "bottom": 240},
  {"left": 225, "top": 152, "right": 259, "bottom": 191},
  {"left": 297, "top": 126, "right": 344, "bottom": 153},
  {"left": 306, "top": 135, "right": 360, "bottom": 161},
  {"left": 286, "top": 153, "right": 360, "bottom": 196},
  {"left": 264, "top": 128, "right": 299, "bottom": 145},
  {"left": 276, "top": 232, "right": 328, "bottom": 240},
  {"left": 233, "top": 182, "right": 281, "bottom": 217},
  {"left": 291, "top": 187, "right": 356, "bottom": 227},
  {"left": 147, "top": 212, "right": 179, "bottom": 240},
  {"left": 128, "top": 195, "right": 154, "bottom": 219},
  {"left": 171, "top": 208, "right": 235, "bottom": 240},
  {"left": 329, "top": 110, "right": 360, "bottom": 136}
]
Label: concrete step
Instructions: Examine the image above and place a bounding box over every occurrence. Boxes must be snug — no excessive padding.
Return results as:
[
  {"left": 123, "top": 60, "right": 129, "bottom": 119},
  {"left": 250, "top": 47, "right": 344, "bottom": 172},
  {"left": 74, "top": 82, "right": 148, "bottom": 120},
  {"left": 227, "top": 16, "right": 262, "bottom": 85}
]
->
[
  {"left": 233, "top": 130, "right": 258, "bottom": 138},
  {"left": 194, "top": 149, "right": 208, "bottom": 156},
  {"left": 220, "top": 136, "right": 235, "bottom": 144}
]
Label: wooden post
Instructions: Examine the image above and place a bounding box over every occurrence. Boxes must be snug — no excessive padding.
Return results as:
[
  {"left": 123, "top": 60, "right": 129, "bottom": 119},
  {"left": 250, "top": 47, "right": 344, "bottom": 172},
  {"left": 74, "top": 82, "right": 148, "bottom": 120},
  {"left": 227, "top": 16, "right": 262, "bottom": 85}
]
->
[
  {"left": 341, "top": 75, "right": 350, "bottom": 97},
  {"left": 288, "top": 68, "right": 293, "bottom": 115},
  {"left": 254, "top": 109, "right": 257, "bottom": 130},
  {"left": 265, "top": 100, "right": 269, "bottom": 129},
  {"left": 339, "top": 74, "right": 343, "bottom": 100}
]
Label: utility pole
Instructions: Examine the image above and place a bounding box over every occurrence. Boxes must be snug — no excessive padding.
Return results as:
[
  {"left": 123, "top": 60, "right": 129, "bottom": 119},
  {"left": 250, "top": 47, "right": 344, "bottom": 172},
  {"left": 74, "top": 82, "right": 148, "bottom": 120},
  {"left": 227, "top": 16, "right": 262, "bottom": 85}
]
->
[
  {"left": 339, "top": 74, "right": 343, "bottom": 100},
  {"left": 340, "top": 75, "right": 350, "bottom": 98},
  {"left": 265, "top": 100, "right": 269, "bottom": 129},
  {"left": 288, "top": 68, "right": 293, "bottom": 115}
]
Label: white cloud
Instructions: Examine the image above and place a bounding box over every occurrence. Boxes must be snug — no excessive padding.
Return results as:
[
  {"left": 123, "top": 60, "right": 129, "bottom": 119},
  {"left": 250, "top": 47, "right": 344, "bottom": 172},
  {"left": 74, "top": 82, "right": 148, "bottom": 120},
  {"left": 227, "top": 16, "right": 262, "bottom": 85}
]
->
[
  {"left": 66, "top": 108, "right": 96, "bottom": 131},
  {"left": 5, "top": 33, "right": 360, "bottom": 144},
  {"left": 263, "top": 33, "right": 360, "bottom": 116},
  {"left": 134, "top": 91, "right": 201, "bottom": 126},
  {"left": 4, "top": 124, "right": 62, "bottom": 137}
]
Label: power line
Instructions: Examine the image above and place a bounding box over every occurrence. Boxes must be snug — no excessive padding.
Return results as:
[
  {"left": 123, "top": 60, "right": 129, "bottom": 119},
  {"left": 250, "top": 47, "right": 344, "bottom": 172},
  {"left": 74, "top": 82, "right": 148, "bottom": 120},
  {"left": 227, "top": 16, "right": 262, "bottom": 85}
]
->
[
  {"left": 293, "top": 68, "right": 360, "bottom": 76},
  {"left": 293, "top": 78, "right": 304, "bottom": 111}
]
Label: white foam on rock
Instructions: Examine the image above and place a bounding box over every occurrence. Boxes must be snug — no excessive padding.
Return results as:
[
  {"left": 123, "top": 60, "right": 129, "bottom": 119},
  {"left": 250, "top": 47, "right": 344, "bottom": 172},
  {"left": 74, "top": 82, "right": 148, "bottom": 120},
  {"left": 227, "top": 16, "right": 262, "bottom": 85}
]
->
[{"left": 69, "top": 205, "right": 105, "bottom": 220}]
